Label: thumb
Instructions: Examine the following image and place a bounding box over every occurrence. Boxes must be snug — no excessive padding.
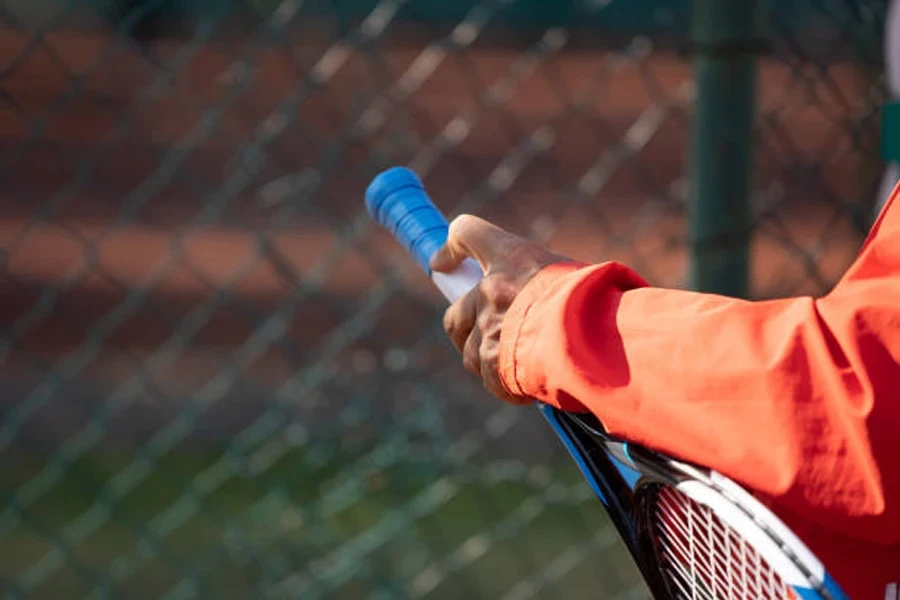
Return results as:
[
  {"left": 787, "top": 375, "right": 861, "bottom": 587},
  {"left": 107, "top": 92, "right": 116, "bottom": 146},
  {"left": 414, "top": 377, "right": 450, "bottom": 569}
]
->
[{"left": 430, "top": 214, "right": 513, "bottom": 273}]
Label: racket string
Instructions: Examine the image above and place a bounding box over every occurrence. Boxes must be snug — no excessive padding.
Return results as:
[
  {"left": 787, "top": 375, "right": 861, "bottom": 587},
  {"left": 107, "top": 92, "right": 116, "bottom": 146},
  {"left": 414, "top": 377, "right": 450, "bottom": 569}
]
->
[
  {"left": 650, "top": 486, "right": 797, "bottom": 600},
  {"left": 655, "top": 491, "right": 745, "bottom": 590}
]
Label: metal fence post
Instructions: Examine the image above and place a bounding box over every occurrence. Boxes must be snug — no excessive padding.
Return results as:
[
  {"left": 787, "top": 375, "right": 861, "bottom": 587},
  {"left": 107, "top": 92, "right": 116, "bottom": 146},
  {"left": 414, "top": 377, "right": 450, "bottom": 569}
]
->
[{"left": 688, "top": 0, "right": 766, "bottom": 297}]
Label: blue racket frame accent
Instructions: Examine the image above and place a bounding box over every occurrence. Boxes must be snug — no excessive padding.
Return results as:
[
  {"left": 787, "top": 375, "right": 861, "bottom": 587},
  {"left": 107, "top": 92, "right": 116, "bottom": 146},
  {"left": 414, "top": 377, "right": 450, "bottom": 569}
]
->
[
  {"left": 538, "top": 404, "right": 643, "bottom": 499},
  {"left": 538, "top": 405, "right": 611, "bottom": 503},
  {"left": 794, "top": 575, "right": 850, "bottom": 600}
]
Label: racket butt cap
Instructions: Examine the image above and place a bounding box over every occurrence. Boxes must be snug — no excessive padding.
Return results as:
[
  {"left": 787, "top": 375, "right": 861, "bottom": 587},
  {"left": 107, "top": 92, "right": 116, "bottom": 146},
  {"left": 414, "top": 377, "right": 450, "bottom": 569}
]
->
[{"left": 365, "top": 166, "right": 450, "bottom": 274}]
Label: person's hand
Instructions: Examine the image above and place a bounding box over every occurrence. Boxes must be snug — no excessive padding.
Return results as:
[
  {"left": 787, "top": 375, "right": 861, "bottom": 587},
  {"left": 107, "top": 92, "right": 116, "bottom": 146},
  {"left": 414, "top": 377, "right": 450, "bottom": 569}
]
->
[{"left": 430, "top": 215, "right": 572, "bottom": 403}]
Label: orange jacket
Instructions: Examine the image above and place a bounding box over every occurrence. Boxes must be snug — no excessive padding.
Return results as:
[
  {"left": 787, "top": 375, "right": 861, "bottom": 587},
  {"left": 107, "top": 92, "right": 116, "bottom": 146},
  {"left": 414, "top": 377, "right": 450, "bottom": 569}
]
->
[{"left": 498, "top": 185, "right": 900, "bottom": 599}]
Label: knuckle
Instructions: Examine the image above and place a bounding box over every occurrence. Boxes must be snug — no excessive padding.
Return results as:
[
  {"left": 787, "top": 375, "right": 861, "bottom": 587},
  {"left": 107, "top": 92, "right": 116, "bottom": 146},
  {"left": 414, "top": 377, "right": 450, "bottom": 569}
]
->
[
  {"left": 442, "top": 307, "right": 454, "bottom": 333},
  {"left": 480, "top": 275, "right": 514, "bottom": 305},
  {"left": 463, "top": 334, "right": 482, "bottom": 375},
  {"left": 463, "top": 352, "right": 479, "bottom": 375},
  {"left": 483, "top": 372, "right": 510, "bottom": 402},
  {"left": 481, "top": 349, "right": 499, "bottom": 377},
  {"left": 478, "top": 276, "right": 498, "bottom": 298}
]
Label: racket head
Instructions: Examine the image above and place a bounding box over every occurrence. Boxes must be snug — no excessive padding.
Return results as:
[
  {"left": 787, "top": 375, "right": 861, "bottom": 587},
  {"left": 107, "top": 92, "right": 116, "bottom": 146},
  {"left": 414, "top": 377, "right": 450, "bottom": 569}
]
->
[{"left": 539, "top": 405, "right": 848, "bottom": 600}]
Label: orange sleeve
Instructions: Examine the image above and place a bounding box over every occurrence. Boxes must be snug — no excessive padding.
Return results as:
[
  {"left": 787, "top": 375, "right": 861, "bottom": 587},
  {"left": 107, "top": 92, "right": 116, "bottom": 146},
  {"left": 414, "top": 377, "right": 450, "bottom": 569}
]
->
[{"left": 498, "top": 186, "right": 900, "bottom": 547}]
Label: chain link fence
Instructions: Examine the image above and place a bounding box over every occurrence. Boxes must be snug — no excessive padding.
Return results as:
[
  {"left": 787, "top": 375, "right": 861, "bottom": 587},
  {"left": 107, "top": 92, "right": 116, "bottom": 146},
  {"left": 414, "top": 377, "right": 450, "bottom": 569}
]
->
[{"left": 0, "top": 0, "right": 888, "bottom": 598}]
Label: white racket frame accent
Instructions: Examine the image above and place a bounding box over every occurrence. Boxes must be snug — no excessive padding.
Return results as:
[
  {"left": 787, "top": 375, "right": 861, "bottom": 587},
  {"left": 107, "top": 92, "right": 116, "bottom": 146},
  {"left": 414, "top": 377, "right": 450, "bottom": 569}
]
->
[{"left": 672, "top": 478, "right": 825, "bottom": 590}]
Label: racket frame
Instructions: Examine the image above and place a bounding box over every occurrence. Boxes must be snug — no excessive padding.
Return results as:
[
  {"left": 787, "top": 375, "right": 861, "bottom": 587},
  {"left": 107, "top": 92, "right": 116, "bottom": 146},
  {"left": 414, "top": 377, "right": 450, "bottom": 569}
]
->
[{"left": 541, "top": 405, "right": 849, "bottom": 600}]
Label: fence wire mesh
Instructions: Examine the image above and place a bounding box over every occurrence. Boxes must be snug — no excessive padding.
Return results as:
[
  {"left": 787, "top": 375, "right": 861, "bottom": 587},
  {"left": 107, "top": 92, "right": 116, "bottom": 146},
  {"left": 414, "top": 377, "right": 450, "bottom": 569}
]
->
[{"left": 0, "top": 0, "right": 888, "bottom": 598}]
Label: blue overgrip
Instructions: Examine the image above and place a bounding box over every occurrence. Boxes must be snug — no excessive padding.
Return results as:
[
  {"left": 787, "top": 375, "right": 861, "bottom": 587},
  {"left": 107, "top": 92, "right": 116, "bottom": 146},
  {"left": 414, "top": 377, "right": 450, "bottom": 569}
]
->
[{"left": 365, "top": 167, "right": 450, "bottom": 274}]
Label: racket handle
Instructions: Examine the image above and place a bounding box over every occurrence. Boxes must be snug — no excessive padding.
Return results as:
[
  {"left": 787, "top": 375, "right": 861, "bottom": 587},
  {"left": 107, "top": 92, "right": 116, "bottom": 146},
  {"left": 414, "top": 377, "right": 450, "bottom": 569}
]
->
[
  {"left": 367, "top": 170, "right": 589, "bottom": 493},
  {"left": 365, "top": 167, "right": 483, "bottom": 303}
]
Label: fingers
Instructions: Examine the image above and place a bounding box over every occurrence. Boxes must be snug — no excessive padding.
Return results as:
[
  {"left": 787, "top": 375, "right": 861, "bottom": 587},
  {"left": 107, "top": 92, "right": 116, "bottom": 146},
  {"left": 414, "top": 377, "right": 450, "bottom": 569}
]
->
[
  {"left": 442, "top": 287, "right": 486, "bottom": 379},
  {"left": 443, "top": 290, "right": 478, "bottom": 354},
  {"left": 470, "top": 327, "right": 531, "bottom": 405},
  {"left": 443, "top": 284, "right": 531, "bottom": 405},
  {"left": 430, "top": 214, "right": 518, "bottom": 273},
  {"left": 480, "top": 329, "right": 513, "bottom": 401},
  {"left": 484, "top": 370, "right": 531, "bottom": 405},
  {"left": 462, "top": 327, "right": 482, "bottom": 378},
  {"left": 429, "top": 238, "right": 463, "bottom": 273}
]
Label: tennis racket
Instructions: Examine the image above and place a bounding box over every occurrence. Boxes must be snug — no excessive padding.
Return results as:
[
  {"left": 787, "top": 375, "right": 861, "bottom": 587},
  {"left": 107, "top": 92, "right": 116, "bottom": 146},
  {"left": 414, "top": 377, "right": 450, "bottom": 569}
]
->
[{"left": 364, "top": 166, "right": 849, "bottom": 600}]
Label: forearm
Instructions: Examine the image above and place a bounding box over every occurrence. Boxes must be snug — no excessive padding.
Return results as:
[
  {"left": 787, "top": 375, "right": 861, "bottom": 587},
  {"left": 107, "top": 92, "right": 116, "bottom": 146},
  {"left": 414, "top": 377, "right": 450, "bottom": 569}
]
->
[{"left": 498, "top": 261, "right": 899, "bottom": 543}]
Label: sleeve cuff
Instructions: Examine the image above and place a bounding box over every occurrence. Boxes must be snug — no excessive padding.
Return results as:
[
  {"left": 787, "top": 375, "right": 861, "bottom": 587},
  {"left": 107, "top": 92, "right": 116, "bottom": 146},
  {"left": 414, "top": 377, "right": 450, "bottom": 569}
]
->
[{"left": 498, "top": 261, "right": 589, "bottom": 399}]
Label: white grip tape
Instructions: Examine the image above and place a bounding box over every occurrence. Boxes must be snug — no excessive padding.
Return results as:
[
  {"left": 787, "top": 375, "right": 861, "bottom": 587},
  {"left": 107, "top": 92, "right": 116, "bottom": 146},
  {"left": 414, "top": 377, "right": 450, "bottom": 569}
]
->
[{"left": 431, "top": 257, "right": 483, "bottom": 303}]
